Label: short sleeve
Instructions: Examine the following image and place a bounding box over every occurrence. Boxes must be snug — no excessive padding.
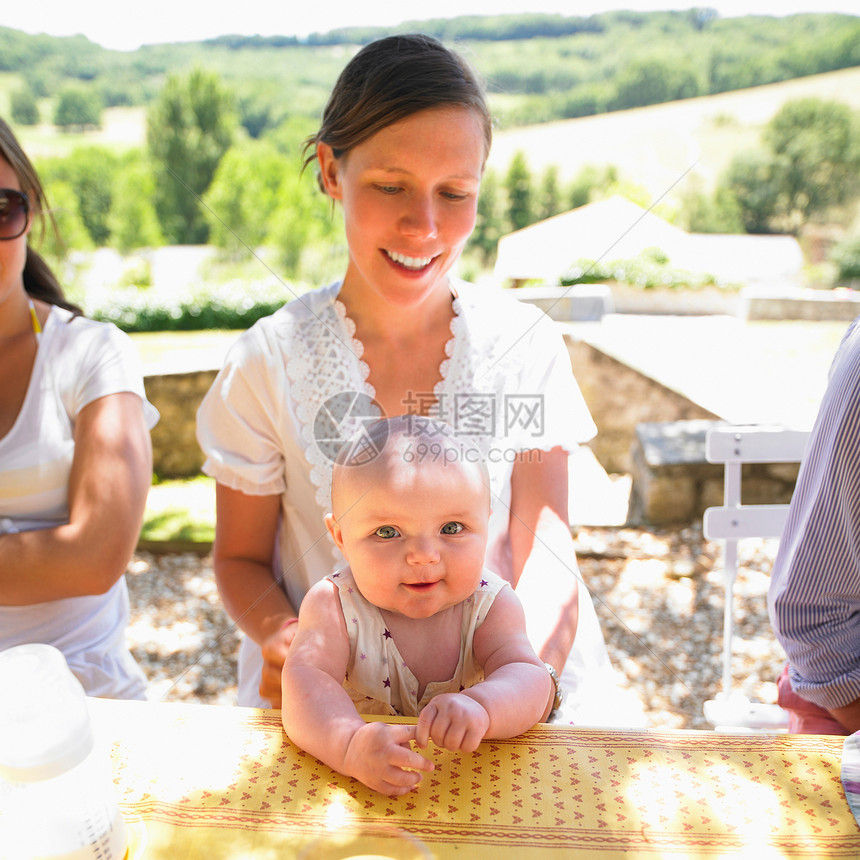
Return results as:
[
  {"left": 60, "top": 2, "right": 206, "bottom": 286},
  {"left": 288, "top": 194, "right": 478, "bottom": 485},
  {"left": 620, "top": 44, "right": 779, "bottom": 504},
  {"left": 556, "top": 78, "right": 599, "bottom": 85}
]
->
[
  {"left": 196, "top": 324, "right": 289, "bottom": 496},
  {"left": 515, "top": 312, "right": 596, "bottom": 452},
  {"left": 58, "top": 316, "right": 158, "bottom": 429},
  {"left": 446, "top": 282, "right": 596, "bottom": 456}
]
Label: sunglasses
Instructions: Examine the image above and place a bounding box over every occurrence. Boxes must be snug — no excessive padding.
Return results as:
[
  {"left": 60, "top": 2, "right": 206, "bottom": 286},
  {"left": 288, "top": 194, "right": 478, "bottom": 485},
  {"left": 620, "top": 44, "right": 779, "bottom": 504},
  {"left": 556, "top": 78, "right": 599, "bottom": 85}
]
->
[{"left": 0, "top": 188, "right": 30, "bottom": 241}]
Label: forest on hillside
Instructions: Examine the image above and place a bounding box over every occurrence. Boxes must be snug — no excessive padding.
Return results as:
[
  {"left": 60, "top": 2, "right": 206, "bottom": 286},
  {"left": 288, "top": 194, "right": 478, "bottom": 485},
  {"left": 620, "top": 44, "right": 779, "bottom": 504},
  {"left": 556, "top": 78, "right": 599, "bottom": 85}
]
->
[
  {"left": 2, "top": 10, "right": 860, "bottom": 324},
  {"left": 2, "top": 10, "right": 859, "bottom": 131}
]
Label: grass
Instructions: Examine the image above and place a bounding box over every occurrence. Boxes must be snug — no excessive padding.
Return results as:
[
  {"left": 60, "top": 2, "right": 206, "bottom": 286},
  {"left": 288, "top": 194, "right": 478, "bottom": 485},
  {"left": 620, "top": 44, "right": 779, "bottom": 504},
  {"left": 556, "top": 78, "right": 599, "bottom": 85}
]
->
[
  {"left": 142, "top": 476, "right": 216, "bottom": 545},
  {"left": 131, "top": 329, "right": 240, "bottom": 372},
  {"left": 17, "top": 107, "right": 149, "bottom": 159}
]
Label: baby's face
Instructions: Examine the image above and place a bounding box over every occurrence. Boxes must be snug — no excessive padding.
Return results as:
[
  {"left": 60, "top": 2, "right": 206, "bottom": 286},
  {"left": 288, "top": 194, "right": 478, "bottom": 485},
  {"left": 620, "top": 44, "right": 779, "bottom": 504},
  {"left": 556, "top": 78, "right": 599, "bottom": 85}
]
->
[{"left": 326, "top": 449, "right": 490, "bottom": 619}]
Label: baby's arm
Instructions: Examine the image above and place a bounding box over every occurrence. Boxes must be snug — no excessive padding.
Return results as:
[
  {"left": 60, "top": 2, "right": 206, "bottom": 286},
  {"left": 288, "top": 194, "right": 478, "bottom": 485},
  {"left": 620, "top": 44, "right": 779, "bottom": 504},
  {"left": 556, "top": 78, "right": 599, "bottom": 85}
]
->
[
  {"left": 281, "top": 580, "right": 433, "bottom": 795},
  {"left": 416, "top": 586, "right": 553, "bottom": 751}
]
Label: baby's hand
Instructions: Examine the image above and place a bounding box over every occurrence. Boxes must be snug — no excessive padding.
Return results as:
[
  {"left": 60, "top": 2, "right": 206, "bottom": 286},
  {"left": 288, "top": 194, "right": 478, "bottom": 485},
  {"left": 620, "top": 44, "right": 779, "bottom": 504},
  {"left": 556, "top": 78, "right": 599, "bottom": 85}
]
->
[
  {"left": 343, "top": 722, "right": 434, "bottom": 796},
  {"left": 416, "top": 694, "right": 490, "bottom": 753}
]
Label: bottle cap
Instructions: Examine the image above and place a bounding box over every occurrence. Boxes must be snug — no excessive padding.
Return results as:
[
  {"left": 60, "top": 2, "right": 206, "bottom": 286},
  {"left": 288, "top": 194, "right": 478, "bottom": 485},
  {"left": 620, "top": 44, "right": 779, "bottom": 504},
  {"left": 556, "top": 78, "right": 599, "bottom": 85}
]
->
[{"left": 0, "top": 644, "right": 94, "bottom": 782}]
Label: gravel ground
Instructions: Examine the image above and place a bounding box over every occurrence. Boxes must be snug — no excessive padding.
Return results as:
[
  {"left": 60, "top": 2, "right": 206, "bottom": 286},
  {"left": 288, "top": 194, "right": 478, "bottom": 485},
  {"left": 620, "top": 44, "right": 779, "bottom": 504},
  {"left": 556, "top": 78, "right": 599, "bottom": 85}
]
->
[{"left": 125, "top": 525, "right": 786, "bottom": 730}]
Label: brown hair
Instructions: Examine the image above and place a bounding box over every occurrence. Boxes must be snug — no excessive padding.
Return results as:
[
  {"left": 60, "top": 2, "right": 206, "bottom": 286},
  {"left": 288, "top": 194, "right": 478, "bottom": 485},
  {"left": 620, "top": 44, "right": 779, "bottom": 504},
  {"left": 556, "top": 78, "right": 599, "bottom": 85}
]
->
[
  {"left": 0, "top": 117, "right": 82, "bottom": 315},
  {"left": 303, "top": 34, "right": 492, "bottom": 189}
]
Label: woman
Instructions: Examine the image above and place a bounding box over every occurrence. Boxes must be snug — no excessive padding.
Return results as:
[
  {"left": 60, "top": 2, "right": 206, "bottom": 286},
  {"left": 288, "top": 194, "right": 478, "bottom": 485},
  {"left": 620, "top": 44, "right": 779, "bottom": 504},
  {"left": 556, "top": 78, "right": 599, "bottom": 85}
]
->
[
  {"left": 197, "top": 35, "right": 633, "bottom": 724},
  {"left": 0, "top": 117, "right": 157, "bottom": 698}
]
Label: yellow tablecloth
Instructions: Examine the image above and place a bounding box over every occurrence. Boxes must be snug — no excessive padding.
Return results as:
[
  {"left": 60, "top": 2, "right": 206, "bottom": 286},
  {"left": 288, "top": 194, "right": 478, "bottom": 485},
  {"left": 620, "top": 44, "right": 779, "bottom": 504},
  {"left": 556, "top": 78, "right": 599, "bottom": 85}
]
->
[{"left": 90, "top": 698, "right": 860, "bottom": 858}]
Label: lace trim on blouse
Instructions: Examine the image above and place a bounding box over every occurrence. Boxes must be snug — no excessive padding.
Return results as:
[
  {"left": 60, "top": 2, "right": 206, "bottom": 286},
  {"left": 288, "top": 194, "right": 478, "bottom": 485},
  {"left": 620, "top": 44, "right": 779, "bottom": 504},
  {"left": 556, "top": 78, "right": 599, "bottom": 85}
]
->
[{"left": 285, "top": 280, "right": 567, "bottom": 530}]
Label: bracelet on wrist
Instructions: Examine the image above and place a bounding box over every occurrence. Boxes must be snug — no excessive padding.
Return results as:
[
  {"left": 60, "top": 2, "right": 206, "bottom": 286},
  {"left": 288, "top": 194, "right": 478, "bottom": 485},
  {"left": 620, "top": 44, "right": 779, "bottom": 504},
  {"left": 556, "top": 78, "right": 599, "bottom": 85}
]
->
[{"left": 545, "top": 662, "right": 563, "bottom": 718}]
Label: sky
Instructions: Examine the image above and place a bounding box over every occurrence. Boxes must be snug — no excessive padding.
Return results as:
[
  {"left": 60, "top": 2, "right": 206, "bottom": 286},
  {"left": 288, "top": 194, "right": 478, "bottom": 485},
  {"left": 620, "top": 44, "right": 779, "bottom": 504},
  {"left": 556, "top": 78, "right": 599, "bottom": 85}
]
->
[{"left": 3, "top": 0, "right": 858, "bottom": 52}]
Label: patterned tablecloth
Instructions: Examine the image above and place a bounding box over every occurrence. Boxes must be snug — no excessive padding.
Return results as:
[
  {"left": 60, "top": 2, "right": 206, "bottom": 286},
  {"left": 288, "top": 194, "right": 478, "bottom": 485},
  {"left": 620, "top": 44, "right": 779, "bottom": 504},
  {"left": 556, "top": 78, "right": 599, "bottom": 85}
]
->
[{"left": 90, "top": 698, "right": 860, "bottom": 858}]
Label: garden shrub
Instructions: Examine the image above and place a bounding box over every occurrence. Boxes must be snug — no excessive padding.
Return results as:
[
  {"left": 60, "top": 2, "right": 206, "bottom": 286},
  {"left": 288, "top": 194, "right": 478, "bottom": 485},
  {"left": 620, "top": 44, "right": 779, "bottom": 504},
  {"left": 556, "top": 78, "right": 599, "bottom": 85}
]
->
[
  {"left": 560, "top": 249, "right": 724, "bottom": 290},
  {"left": 830, "top": 237, "right": 860, "bottom": 284},
  {"left": 88, "top": 278, "right": 300, "bottom": 331}
]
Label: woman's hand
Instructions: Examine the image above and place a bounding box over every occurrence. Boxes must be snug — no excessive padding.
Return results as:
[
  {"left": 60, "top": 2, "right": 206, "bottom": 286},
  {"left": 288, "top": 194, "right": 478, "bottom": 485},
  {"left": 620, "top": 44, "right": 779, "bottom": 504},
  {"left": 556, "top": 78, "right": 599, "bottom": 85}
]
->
[
  {"left": 259, "top": 618, "right": 299, "bottom": 707},
  {"left": 213, "top": 484, "right": 297, "bottom": 706}
]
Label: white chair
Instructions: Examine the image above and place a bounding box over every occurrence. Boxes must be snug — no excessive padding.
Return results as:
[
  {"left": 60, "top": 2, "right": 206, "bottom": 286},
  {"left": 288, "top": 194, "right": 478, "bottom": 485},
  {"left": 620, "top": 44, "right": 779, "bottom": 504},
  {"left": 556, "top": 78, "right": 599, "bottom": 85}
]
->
[{"left": 702, "top": 424, "right": 810, "bottom": 731}]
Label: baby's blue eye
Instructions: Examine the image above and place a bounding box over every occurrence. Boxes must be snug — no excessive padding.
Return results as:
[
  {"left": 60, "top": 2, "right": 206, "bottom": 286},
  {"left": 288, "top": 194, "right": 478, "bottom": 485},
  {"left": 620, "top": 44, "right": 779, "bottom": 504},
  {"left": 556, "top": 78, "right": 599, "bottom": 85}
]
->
[
  {"left": 375, "top": 525, "right": 400, "bottom": 539},
  {"left": 440, "top": 522, "right": 464, "bottom": 535}
]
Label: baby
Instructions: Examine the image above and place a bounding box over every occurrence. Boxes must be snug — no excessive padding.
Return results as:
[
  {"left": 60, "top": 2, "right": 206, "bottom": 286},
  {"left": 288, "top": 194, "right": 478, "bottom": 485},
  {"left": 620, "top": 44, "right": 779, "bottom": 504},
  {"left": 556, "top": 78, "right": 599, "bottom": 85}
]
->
[{"left": 281, "top": 416, "right": 553, "bottom": 795}]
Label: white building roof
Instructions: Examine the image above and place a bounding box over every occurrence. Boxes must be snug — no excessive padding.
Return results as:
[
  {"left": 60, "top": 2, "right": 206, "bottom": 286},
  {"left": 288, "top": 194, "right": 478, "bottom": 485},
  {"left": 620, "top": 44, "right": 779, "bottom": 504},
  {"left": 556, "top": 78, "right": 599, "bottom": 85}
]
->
[{"left": 493, "top": 196, "right": 804, "bottom": 287}]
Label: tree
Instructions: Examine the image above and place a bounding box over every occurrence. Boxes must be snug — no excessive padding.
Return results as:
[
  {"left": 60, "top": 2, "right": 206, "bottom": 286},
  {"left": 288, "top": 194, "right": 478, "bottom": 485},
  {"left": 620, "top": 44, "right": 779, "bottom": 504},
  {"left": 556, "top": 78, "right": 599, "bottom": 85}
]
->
[
  {"left": 720, "top": 149, "right": 782, "bottom": 234},
  {"left": 720, "top": 98, "right": 860, "bottom": 234},
  {"left": 236, "top": 84, "right": 287, "bottom": 139},
  {"left": 10, "top": 87, "right": 39, "bottom": 125},
  {"left": 504, "top": 151, "right": 533, "bottom": 233},
  {"left": 108, "top": 154, "right": 163, "bottom": 252},
  {"left": 680, "top": 183, "right": 744, "bottom": 234},
  {"left": 830, "top": 236, "right": 860, "bottom": 284},
  {"left": 203, "top": 139, "right": 286, "bottom": 253},
  {"left": 147, "top": 67, "right": 236, "bottom": 245},
  {"left": 266, "top": 165, "right": 339, "bottom": 275},
  {"left": 203, "top": 118, "right": 345, "bottom": 277},
  {"left": 53, "top": 86, "right": 102, "bottom": 130},
  {"left": 536, "top": 165, "right": 563, "bottom": 223},
  {"left": 609, "top": 56, "right": 700, "bottom": 111},
  {"left": 467, "top": 168, "right": 504, "bottom": 265},
  {"left": 764, "top": 98, "right": 860, "bottom": 227},
  {"left": 567, "top": 164, "right": 618, "bottom": 210},
  {"left": 38, "top": 147, "right": 118, "bottom": 246},
  {"left": 34, "top": 179, "right": 93, "bottom": 263}
]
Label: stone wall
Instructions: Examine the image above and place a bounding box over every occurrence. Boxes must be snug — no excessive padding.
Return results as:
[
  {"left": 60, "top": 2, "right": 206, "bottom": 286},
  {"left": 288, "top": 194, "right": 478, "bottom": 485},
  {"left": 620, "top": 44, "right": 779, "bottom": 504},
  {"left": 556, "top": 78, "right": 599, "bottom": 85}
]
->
[
  {"left": 144, "top": 329, "right": 714, "bottom": 481},
  {"left": 144, "top": 370, "right": 217, "bottom": 477},
  {"left": 627, "top": 420, "right": 801, "bottom": 525},
  {"left": 143, "top": 319, "right": 807, "bottom": 525},
  {"left": 143, "top": 334, "right": 712, "bottom": 485},
  {"left": 742, "top": 288, "right": 860, "bottom": 322},
  {"left": 564, "top": 334, "right": 720, "bottom": 475}
]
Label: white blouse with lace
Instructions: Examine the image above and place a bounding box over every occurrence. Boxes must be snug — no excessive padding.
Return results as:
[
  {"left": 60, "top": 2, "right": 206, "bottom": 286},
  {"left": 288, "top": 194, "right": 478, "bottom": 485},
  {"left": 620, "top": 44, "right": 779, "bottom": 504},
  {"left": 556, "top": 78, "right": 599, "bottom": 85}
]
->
[{"left": 197, "top": 279, "right": 627, "bottom": 718}]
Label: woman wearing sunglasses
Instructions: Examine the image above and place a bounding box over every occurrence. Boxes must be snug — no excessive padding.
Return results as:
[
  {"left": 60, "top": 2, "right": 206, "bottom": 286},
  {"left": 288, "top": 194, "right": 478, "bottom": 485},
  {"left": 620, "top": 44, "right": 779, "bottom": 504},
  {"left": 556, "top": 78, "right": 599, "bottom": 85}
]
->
[{"left": 0, "top": 117, "right": 158, "bottom": 698}]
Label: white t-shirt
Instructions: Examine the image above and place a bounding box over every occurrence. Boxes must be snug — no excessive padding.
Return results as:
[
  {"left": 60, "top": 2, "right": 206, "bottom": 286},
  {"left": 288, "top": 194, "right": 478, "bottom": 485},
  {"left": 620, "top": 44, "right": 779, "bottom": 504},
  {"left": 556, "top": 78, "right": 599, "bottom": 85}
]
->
[
  {"left": 0, "top": 307, "right": 158, "bottom": 699},
  {"left": 198, "top": 280, "right": 637, "bottom": 723}
]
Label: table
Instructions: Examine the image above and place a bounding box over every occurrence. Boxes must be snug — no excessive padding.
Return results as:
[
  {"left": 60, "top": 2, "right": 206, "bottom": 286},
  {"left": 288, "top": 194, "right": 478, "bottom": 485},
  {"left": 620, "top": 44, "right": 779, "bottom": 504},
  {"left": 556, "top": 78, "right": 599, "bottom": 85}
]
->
[{"left": 91, "top": 698, "right": 860, "bottom": 858}]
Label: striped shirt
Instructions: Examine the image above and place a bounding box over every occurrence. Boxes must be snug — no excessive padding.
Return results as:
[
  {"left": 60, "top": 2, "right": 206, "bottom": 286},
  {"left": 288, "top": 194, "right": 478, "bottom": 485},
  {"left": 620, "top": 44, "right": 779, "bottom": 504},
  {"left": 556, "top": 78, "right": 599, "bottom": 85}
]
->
[{"left": 768, "top": 315, "right": 860, "bottom": 710}]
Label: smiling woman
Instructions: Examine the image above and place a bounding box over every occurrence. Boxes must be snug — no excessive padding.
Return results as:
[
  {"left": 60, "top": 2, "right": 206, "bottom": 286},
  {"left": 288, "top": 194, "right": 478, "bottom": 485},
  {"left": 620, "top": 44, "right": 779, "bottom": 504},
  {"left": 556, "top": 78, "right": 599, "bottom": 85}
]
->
[
  {"left": 316, "top": 106, "right": 485, "bottom": 325},
  {"left": 196, "top": 33, "right": 634, "bottom": 731}
]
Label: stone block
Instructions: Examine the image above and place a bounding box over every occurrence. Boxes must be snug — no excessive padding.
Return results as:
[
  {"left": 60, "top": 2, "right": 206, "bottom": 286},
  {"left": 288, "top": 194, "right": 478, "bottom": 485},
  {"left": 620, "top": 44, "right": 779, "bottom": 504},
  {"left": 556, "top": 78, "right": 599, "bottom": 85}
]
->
[
  {"left": 145, "top": 369, "right": 218, "bottom": 477},
  {"left": 628, "top": 419, "right": 803, "bottom": 526}
]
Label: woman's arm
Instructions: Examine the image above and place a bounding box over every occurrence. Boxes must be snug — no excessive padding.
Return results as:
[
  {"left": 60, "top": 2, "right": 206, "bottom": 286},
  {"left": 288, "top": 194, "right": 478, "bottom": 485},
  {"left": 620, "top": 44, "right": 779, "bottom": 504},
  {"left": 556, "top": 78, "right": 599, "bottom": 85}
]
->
[
  {"left": 508, "top": 446, "right": 580, "bottom": 677},
  {"left": 212, "top": 483, "right": 298, "bottom": 706},
  {"left": 0, "top": 392, "right": 151, "bottom": 603}
]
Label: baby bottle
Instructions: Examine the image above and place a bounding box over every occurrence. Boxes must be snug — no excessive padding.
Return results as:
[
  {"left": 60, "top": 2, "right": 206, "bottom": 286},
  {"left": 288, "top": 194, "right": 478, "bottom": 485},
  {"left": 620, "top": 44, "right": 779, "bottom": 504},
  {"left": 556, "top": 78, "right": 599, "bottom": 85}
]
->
[{"left": 0, "top": 643, "right": 128, "bottom": 860}]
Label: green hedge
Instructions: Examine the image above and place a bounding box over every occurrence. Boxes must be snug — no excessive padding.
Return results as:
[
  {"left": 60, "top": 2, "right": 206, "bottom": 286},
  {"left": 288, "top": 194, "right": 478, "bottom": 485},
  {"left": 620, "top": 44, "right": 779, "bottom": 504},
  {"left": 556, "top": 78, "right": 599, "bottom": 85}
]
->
[
  {"left": 560, "top": 250, "right": 724, "bottom": 291},
  {"left": 88, "top": 278, "right": 301, "bottom": 332},
  {"left": 831, "top": 237, "right": 860, "bottom": 283}
]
